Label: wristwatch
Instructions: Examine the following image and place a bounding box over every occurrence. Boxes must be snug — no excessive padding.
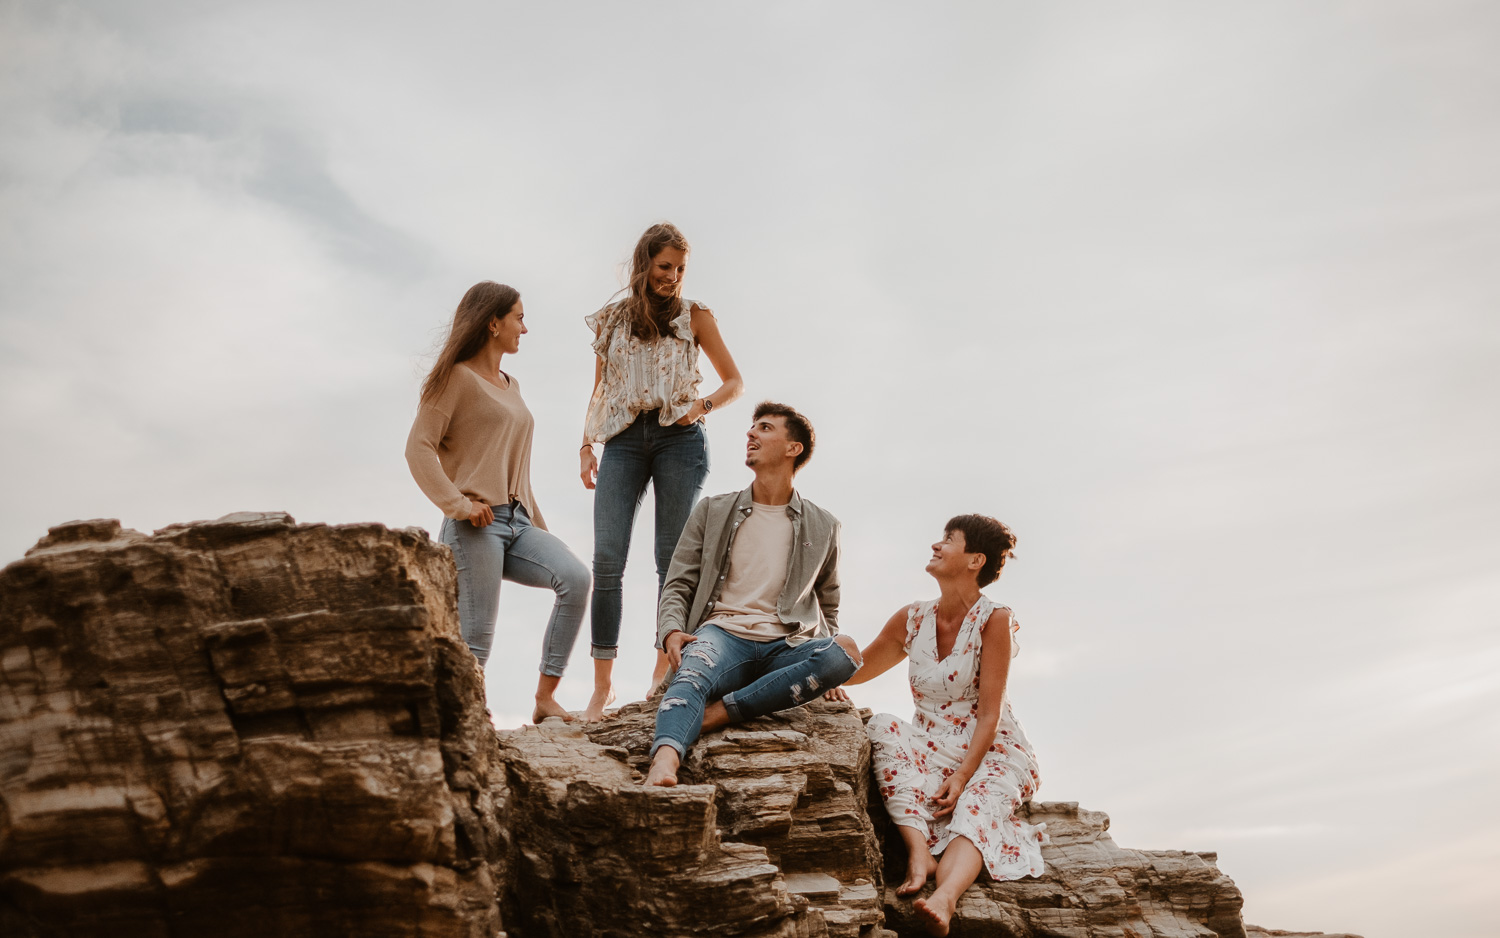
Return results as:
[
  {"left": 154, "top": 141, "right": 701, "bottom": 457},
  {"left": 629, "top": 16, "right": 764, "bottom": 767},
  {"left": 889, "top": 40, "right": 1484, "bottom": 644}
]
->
[{"left": 700, "top": 397, "right": 714, "bottom": 414}]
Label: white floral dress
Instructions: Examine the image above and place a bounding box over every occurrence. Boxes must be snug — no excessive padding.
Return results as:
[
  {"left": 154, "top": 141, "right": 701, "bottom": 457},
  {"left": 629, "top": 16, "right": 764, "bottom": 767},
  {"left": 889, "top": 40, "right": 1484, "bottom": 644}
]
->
[{"left": 868, "top": 596, "right": 1046, "bottom": 880}]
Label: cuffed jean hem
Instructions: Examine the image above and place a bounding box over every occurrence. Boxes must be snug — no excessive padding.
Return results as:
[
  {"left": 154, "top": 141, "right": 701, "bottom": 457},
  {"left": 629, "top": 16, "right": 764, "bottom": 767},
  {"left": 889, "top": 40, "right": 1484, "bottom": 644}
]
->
[
  {"left": 721, "top": 692, "right": 748, "bottom": 724},
  {"left": 649, "top": 737, "right": 686, "bottom": 760},
  {"left": 591, "top": 643, "right": 618, "bottom": 660}
]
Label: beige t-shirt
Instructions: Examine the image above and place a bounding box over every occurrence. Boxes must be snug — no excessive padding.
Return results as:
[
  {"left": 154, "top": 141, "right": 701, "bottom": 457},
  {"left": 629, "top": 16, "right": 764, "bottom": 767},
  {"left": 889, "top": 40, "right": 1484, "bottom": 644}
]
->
[
  {"left": 404, "top": 365, "right": 546, "bottom": 528},
  {"left": 705, "top": 501, "right": 795, "bottom": 641}
]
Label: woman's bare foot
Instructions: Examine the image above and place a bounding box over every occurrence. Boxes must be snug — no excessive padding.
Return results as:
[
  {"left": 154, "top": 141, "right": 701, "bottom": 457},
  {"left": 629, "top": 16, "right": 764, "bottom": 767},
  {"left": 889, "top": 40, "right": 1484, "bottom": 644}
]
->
[
  {"left": 644, "top": 748, "right": 679, "bottom": 787},
  {"left": 913, "top": 894, "right": 954, "bottom": 936},
  {"left": 896, "top": 850, "right": 938, "bottom": 896},
  {"left": 583, "top": 684, "right": 616, "bottom": 722},
  {"left": 531, "top": 696, "right": 574, "bottom": 723}
]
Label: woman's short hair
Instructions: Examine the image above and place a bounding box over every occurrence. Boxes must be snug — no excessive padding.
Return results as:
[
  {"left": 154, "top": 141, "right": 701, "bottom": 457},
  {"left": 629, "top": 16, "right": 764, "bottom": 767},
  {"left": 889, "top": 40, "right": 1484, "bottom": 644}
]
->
[
  {"left": 752, "top": 401, "right": 815, "bottom": 471},
  {"left": 945, "top": 514, "right": 1017, "bottom": 587}
]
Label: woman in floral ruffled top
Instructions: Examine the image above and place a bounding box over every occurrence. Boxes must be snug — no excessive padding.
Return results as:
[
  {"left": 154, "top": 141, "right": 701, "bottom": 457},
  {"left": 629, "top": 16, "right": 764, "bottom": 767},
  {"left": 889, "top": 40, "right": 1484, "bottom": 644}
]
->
[
  {"left": 578, "top": 223, "right": 743, "bottom": 721},
  {"left": 837, "top": 514, "right": 1045, "bottom": 936}
]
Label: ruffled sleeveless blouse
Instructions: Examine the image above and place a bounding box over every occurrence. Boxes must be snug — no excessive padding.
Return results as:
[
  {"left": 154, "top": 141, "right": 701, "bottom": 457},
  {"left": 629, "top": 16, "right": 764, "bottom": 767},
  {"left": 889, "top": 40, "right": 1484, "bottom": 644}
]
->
[{"left": 583, "top": 297, "right": 704, "bottom": 444}]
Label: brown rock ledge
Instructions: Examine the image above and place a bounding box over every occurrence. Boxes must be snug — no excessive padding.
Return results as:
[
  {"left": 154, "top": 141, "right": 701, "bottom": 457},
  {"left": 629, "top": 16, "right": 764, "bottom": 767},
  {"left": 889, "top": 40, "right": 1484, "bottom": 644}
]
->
[
  {"left": 0, "top": 515, "right": 507, "bottom": 937},
  {"left": 1, "top": 514, "right": 1362, "bottom": 938}
]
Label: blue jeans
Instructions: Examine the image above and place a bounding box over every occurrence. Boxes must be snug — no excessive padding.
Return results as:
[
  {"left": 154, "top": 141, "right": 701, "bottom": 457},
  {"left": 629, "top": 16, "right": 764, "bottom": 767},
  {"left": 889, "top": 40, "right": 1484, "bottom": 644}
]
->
[
  {"left": 439, "top": 502, "right": 591, "bottom": 675},
  {"left": 590, "top": 411, "right": 710, "bottom": 659},
  {"left": 651, "top": 625, "right": 859, "bottom": 758}
]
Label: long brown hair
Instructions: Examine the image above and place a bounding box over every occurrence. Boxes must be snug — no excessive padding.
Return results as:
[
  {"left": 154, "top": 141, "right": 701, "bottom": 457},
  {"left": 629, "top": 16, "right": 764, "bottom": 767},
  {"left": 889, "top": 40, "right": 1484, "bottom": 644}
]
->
[
  {"left": 420, "top": 281, "right": 519, "bottom": 403},
  {"left": 620, "top": 222, "right": 690, "bottom": 341}
]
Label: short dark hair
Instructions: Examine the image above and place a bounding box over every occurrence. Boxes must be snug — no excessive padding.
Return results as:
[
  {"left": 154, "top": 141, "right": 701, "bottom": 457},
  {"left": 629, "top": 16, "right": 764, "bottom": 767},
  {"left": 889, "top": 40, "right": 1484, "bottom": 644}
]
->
[
  {"left": 945, "top": 514, "right": 1017, "bottom": 587},
  {"left": 753, "top": 401, "right": 815, "bottom": 471}
]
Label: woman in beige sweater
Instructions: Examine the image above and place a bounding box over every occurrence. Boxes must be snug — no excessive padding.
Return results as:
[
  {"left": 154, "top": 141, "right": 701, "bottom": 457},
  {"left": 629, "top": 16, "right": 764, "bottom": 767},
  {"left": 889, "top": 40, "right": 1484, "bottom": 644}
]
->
[{"left": 406, "top": 282, "right": 590, "bottom": 723}]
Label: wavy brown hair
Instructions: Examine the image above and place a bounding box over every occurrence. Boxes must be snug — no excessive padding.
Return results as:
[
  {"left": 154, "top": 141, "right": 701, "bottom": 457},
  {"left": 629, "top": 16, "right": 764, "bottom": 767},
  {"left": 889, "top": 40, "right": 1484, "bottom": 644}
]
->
[
  {"left": 620, "top": 222, "right": 691, "bottom": 341},
  {"left": 419, "top": 281, "right": 520, "bottom": 404}
]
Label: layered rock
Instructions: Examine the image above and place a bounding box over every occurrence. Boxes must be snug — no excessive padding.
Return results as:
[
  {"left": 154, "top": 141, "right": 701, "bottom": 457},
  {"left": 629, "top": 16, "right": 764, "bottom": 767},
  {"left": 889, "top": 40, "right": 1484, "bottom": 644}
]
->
[
  {"left": 1245, "top": 929, "right": 1364, "bottom": 938},
  {"left": 0, "top": 514, "right": 507, "bottom": 938},
  {"left": 1, "top": 513, "right": 1362, "bottom": 938},
  {"left": 878, "top": 801, "right": 1246, "bottom": 938},
  {"left": 498, "top": 697, "right": 887, "bottom": 937}
]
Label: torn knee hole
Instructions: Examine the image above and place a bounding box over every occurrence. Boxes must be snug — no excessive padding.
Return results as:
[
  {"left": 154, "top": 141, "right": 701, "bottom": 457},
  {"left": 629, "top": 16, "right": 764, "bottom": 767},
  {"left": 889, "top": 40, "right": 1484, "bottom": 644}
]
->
[
  {"left": 682, "top": 644, "right": 718, "bottom": 666},
  {"left": 659, "top": 697, "right": 689, "bottom": 711}
]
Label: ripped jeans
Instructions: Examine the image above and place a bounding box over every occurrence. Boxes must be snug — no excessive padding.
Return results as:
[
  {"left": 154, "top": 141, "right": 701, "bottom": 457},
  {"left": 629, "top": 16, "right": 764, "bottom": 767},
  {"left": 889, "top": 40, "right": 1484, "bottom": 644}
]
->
[{"left": 651, "top": 624, "right": 859, "bottom": 759}]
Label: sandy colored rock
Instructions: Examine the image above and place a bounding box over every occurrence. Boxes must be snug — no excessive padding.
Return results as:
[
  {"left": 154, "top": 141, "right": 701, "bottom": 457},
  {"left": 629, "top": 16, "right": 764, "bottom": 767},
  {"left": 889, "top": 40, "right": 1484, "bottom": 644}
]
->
[
  {"left": 0, "top": 514, "right": 508, "bottom": 938},
  {"left": 878, "top": 800, "right": 1245, "bottom": 938},
  {"left": 0, "top": 511, "right": 1363, "bottom": 938},
  {"left": 497, "top": 696, "right": 887, "bottom": 937},
  {"left": 1245, "top": 928, "right": 1364, "bottom": 938}
]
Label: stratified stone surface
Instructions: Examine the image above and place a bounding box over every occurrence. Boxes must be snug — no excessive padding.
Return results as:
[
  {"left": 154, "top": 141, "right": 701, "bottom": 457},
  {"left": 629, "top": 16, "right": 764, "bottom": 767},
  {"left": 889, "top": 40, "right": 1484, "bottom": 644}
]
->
[
  {"left": 0, "top": 511, "right": 1363, "bottom": 938},
  {"left": 880, "top": 801, "right": 1246, "bottom": 938},
  {"left": 498, "top": 697, "right": 888, "bottom": 938},
  {"left": 0, "top": 514, "right": 507, "bottom": 938},
  {"left": 1245, "top": 929, "right": 1364, "bottom": 938}
]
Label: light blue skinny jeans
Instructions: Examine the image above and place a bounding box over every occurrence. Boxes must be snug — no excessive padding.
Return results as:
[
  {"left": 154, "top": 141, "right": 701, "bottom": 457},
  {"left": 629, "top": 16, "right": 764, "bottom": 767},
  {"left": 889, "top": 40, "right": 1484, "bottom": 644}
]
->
[
  {"left": 651, "top": 625, "right": 859, "bottom": 758},
  {"left": 439, "top": 502, "right": 591, "bottom": 675}
]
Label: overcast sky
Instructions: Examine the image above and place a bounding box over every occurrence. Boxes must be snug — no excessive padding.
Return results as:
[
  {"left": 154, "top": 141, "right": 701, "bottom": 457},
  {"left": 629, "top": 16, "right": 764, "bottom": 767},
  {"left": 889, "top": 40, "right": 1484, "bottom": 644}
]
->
[{"left": 2, "top": 2, "right": 1497, "bottom": 935}]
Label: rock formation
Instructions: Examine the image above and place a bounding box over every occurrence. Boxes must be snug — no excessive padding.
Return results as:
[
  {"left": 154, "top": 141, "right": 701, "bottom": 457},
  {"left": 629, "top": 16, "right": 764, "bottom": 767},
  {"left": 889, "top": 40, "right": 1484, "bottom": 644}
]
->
[
  {"left": 1244, "top": 930, "right": 1364, "bottom": 938},
  {"left": 0, "top": 515, "right": 508, "bottom": 937},
  {"left": 878, "top": 802, "right": 1245, "bottom": 938},
  {"left": 0, "top": 514, "right": 1362, "bottom": 938}
]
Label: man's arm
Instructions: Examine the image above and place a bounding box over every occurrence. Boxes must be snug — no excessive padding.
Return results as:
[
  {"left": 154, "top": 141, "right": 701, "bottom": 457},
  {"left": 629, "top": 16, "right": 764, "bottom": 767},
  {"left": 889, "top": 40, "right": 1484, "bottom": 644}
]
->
[
  {"left": 814, "top": 520, "right": 841, "bottom": 633},
  {"left": 656, "top": 498, "right": 711, "bottom": 648}
]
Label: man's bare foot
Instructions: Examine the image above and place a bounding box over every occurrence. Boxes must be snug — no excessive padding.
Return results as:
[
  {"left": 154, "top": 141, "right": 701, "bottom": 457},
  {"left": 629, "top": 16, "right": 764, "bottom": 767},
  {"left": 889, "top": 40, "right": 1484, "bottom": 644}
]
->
[
  {"left": 895, "top": 850, "right": 938, "bottom": 896},
  {"left": 644, "top": 748, "right": 680, "bottom": 787},
  {"left": 583, "top": 685, "right": 616, "bottom": 722},
  {"left": 913, "top": 895, "right": 954, "bottom": 936},
  {"left": 531, "top": 696, "right": 574, "bottom": 723}
]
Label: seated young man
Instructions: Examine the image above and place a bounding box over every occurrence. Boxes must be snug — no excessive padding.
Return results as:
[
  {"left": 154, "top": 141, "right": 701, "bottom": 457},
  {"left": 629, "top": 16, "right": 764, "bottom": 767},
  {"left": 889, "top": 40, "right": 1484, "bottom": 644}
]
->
[{"left": 645, "top": 401, "right": 863, "bottom": 787}]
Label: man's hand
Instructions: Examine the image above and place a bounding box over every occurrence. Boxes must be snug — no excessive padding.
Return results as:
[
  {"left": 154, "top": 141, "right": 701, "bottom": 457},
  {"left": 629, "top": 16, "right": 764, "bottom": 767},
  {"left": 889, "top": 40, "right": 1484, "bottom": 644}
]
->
[{"left": 663, "top": 629, "right": 696, "bottom": 670}]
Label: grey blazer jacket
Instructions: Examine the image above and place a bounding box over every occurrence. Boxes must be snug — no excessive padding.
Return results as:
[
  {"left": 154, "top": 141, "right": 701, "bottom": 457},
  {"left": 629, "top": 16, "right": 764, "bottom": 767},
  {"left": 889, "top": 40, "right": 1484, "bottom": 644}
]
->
[{"left": 656, "top": 487, "right": 841, "bottom": 648}]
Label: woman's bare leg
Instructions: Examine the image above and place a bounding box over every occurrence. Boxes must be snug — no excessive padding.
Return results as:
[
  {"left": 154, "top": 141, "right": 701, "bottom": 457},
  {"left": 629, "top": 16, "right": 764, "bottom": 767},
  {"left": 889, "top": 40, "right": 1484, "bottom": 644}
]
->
[
  {"left": 913, "top": 835, "right": 983, "bottom": 936},
  {"left": 647, "top": 648, "right": 671, "bottom": 698},
  {"left": 584, "top": 658, "right": 616, "bottom": 722},
  {"left": 532, "top": 673, "right": 573, "bottom": 723},
  {"left": 895, "top": 823, "right": 938, "bottom": 896}
]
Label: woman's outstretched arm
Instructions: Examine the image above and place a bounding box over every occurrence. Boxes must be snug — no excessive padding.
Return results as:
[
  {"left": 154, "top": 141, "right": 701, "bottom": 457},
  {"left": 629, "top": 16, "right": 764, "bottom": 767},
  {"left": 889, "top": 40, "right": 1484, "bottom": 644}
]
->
[
  {"left": 824, "top": 604, "right": 914, "bottom": 700},
  {"left": 931, "top": 607, "right": 1012, "bottom": 818}
]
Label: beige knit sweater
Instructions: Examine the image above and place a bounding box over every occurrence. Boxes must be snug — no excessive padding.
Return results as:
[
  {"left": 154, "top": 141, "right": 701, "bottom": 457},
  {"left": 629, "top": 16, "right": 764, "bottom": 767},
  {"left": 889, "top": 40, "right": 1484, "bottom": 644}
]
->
[{"left": 404, "top": 364, "right": 546, "bottom": 529}]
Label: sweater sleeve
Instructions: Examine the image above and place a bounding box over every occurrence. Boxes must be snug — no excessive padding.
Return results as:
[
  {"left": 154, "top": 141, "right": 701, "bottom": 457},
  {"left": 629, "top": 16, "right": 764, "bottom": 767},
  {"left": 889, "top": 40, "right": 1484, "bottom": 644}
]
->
[{"left": 404, "top": 400, "right": 473, "bottom": 521}]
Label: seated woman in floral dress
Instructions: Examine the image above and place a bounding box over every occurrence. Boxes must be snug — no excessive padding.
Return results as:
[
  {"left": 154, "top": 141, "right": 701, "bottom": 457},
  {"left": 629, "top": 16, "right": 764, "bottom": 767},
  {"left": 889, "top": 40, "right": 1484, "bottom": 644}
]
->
[{"left": 837, "top": 514, "right": 1045, "bottom": 936}]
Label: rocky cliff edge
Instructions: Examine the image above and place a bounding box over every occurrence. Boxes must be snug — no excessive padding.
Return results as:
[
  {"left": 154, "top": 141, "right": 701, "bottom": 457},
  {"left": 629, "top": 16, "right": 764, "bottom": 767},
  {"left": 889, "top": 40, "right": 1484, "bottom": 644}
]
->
[{"left": 0, "top": 515, "right": 1359, "bottom": 938}]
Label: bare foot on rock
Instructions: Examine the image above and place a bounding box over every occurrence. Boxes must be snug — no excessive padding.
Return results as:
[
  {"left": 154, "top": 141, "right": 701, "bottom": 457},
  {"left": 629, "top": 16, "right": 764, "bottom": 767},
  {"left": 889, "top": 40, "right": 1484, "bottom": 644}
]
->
[
  {"left": 531, "top": 696, "right": 574, "bottom": 724},
  {"left": 896, "top": 850, "right": 938, "bottom": 896},
  {"left": 913, "top": 896, "right": 953, "bottom": 937},
  {"left": 583, "top": 685, "right": 616, "bottom": 723},
  {"left": 644, "top": 748, "right": 679, "bottom": 787}
]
